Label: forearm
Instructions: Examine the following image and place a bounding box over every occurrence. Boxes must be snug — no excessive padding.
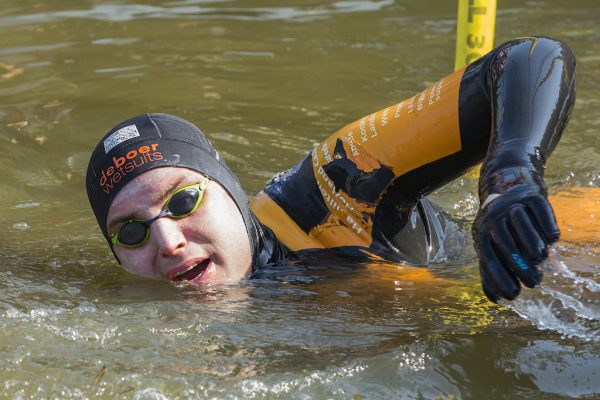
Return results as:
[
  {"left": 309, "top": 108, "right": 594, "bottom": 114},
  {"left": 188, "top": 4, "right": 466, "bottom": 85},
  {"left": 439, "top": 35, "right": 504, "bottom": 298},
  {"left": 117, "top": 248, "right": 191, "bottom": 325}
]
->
[{"left": 477, "top": 37, "right": 576, "bottom": 198}]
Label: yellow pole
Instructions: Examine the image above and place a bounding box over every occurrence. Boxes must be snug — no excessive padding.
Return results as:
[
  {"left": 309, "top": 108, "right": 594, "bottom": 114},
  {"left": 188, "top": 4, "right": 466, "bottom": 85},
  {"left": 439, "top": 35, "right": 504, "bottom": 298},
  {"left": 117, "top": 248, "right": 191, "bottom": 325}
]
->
[
  {"left": 454, "top": 0, "right": 497, "bottom": 70},
  {"left": 455, "top": 0, "right": 496, "bottom": 178}
]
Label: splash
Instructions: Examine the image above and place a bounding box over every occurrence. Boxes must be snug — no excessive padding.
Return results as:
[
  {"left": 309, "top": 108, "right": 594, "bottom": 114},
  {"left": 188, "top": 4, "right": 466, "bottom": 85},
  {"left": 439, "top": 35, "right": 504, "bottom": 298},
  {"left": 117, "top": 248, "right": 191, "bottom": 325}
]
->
[{"left": 503, "top": 248, "right": 600, "bottom": 341}]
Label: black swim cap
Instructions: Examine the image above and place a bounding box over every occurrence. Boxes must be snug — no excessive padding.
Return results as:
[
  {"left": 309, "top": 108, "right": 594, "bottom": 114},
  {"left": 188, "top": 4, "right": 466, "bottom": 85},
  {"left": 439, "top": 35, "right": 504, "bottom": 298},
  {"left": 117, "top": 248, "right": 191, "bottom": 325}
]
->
[{"left": 85, "top": 113, "right": 259, "bottom": 264}]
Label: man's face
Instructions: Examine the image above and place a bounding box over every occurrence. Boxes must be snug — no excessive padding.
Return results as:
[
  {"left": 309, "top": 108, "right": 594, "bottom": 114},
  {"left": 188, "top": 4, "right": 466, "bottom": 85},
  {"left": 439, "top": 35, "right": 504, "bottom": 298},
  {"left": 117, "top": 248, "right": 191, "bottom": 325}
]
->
[{"left": 106, "top": 167, "right": 252, "bottom": 284}]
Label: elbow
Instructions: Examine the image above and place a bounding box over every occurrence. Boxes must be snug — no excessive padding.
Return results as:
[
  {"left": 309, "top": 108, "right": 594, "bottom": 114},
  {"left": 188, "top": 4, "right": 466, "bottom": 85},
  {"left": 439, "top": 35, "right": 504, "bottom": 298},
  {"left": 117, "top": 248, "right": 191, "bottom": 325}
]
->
[
  {"left": 488, "top": 36, "right": 576, "bottom": 158},
  {"left": 489, "top": 36, "right": 576, "bottom": 85}
]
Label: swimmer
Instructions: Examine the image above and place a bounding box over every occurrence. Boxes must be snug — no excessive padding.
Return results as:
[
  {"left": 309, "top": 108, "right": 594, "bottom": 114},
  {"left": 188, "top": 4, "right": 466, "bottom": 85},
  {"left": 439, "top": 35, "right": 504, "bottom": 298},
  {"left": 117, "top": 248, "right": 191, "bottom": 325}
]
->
[{"left": 86, "top": 36, "right": 576, "bottom": 303}]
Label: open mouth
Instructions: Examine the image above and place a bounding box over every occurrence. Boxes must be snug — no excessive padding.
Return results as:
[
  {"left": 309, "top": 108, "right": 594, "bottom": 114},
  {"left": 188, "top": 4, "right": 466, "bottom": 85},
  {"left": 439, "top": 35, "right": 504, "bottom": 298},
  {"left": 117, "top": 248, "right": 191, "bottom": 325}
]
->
[{"left": 173, "top": 259, "right": 210, "bottom": 282}]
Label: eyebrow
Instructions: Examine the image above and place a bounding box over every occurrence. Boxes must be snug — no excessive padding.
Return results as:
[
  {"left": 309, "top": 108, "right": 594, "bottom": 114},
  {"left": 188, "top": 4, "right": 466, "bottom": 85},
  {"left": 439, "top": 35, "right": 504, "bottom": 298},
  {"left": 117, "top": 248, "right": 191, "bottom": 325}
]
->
[{"left": 107, "top": 176, "right": 189, "bottom": 234}]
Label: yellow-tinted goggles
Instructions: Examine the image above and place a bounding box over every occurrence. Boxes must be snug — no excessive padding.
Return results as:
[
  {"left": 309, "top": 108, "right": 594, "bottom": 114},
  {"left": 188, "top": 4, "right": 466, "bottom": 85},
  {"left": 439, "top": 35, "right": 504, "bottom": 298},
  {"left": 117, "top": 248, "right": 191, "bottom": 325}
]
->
[{"left": 110, "top": 178, "right": 208, "bottom": 248}]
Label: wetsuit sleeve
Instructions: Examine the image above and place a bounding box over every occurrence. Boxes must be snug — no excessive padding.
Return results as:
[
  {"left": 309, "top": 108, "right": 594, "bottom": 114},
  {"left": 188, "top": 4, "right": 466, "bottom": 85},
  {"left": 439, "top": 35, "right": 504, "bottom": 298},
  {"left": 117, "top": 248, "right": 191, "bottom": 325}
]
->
[
  {"left": 379, "top": 37, "right": 575, "bottom": 205},
  {"left": 250, "top": 37, "right": 575, "bottom": 281}
]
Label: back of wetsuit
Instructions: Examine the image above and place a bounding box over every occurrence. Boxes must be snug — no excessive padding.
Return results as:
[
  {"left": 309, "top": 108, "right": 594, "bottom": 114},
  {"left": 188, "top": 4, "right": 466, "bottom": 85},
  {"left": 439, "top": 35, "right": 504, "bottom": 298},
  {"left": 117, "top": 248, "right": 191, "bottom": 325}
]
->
[{"left": 251, "top": 37, "right": 576, "bottom": 268}]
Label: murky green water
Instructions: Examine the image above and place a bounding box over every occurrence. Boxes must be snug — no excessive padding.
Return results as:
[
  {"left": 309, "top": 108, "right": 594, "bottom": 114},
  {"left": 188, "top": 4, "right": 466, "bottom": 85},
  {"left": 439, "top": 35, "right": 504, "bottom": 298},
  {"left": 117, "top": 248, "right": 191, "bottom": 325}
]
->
[{"left": 1, "top": 1, "right": 599, "bottom": 398}]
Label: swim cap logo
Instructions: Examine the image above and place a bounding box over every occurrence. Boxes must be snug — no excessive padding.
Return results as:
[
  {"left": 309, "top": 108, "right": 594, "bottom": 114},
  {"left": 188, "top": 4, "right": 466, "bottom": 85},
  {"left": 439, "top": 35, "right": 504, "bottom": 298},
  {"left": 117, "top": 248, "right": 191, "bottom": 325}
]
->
[
  {"left": 103, "top": 124, "right": 140, "bottom": 153},
  {"left": 99, "top": 143, "right": 163, "bottom": 194}
]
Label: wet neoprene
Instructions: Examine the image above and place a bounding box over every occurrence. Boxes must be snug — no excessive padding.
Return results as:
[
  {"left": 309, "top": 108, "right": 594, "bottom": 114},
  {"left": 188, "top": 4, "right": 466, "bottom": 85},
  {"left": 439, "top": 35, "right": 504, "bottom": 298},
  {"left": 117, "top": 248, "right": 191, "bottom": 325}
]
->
[
  {"left": 86, "top": 37, "right": 575, "bottom": 304},
  {"left": 251, "top": 37, "right": 576, "bottom": 302}
]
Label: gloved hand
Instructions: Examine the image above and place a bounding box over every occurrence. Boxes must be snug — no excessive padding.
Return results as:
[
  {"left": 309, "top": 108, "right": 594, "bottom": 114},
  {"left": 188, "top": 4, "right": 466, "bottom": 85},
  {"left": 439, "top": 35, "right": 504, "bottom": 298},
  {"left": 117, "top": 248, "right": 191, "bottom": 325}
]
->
[{"left": 472, "top": 174, "right": 560, "bottom": 303}]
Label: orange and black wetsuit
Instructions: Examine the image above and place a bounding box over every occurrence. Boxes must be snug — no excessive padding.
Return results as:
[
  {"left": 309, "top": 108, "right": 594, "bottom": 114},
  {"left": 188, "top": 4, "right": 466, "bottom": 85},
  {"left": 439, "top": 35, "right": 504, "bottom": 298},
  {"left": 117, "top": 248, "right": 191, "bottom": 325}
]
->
[
  {"left": 86, "top": 37, "right": 576, "bottom": 302},
  {"left": 250, "top": 37, "right": 576, "bottom": 302}
]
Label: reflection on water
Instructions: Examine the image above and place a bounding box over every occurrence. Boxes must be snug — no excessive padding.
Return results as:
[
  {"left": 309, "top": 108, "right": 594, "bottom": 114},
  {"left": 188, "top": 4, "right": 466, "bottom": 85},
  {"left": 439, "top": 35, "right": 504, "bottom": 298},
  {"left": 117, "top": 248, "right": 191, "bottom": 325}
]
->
[
  {"left": 1, "top": 0, "right": 600, "bottom": 398},
  {"left": 514, "top": 340, "right": 600, "bottom": 398}
]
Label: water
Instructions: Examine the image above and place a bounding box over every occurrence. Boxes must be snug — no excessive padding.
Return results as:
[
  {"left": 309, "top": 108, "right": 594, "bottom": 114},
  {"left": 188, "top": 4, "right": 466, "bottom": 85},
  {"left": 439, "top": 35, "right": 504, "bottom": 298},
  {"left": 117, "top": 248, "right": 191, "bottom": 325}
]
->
[
  {"left": 1, "top": 0, "right": 599, "bottom": 398},
  {"left": 506, "top": 248, "right": 600, "bottom": 340}
]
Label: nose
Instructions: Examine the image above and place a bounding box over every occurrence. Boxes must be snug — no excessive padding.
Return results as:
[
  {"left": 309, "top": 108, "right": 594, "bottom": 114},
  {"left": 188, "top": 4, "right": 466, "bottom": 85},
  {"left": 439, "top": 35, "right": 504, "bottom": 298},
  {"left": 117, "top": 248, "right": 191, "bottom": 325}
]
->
[{"left": 151, "top": 218, "right": 187, "bottom": 257}]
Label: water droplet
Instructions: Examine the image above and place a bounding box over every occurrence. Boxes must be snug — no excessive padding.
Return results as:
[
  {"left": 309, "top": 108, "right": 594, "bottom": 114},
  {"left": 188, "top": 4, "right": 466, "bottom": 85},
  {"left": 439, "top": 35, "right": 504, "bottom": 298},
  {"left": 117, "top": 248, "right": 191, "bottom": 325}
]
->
[{"left": 12, "top": 222, "right": 30, "bottom": 230}]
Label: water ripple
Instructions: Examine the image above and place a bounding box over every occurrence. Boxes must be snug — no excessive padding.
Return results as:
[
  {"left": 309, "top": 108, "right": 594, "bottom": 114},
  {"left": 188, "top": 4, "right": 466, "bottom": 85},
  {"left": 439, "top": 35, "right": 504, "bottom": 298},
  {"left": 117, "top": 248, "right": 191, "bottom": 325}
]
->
[{"left": 0, "top": 1, "right": 395, "bottom": 27}]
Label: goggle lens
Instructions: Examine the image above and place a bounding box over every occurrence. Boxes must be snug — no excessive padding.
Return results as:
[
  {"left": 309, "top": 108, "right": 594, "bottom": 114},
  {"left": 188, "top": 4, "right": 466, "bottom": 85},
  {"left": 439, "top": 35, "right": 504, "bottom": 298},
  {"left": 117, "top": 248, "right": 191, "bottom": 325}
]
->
[
  {"left": 117, "top": 220, "right": 149, "bottom": 246},
  {"left": 111, "top": 179, "right": 207, "bottom": 248},
  {"left": 167, "top": 186, "right": 201, "bottom": 217}
]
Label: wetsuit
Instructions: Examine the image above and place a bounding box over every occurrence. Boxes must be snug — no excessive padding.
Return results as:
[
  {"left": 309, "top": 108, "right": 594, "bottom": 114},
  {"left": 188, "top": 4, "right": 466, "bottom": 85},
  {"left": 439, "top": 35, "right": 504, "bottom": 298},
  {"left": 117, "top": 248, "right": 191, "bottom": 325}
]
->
[
  {"left": 250, "top": 37, "right": 576, "bottom": 301},
  {"left": 87, "top": 37, "right": 576, "bottom": 303}
]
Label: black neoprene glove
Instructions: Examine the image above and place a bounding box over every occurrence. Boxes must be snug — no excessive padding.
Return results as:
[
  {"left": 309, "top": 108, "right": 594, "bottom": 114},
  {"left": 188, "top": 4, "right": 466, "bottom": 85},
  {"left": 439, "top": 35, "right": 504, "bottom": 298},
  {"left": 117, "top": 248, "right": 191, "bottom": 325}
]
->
[{"left": 472, "top": 167, "right": 560, "bottom": 303}]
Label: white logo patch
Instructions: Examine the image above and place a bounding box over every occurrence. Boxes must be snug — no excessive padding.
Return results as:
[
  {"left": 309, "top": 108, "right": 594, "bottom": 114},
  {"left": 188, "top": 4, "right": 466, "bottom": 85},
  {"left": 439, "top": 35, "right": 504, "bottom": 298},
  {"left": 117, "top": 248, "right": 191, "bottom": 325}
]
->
[{"left": 103, "top": 124, "right": 140, "bottom": 154}]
